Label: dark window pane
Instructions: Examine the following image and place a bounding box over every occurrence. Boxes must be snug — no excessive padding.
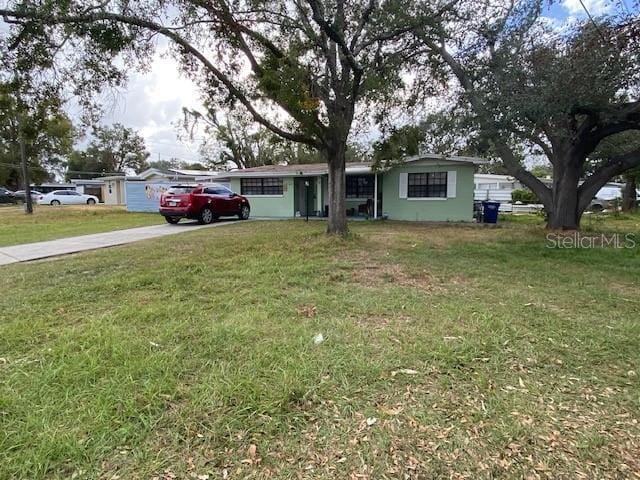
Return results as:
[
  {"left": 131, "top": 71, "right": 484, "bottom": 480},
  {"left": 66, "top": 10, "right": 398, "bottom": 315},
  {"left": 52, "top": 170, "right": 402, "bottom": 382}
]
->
[
  {"left": 241, "top": 178, "right": 283, "bottom": 195},
  {"left": 346, "top": 175, "right": 374, "bottom": 198},
  {"left": 407, "top": 172, "right": 448, "bottom": 198}
]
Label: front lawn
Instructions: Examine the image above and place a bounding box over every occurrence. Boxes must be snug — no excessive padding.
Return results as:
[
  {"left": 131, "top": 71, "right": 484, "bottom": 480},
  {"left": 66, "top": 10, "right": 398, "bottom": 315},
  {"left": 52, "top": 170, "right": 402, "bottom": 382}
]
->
[
  {"left": 0, "top": 205, "right": 163, "bottom": 247},
  {"left": 0, "top": 220, "right": 638, "bottom": 479}
]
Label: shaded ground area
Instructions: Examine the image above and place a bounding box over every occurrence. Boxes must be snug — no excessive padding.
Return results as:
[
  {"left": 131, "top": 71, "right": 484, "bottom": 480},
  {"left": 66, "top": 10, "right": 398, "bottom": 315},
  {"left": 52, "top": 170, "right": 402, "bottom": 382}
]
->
[
  {"left": 0, "top": 217, "right": 638, "bottom": 479},
  {"left": 0, "top": 205, "right": 163, "bottom": 247}
]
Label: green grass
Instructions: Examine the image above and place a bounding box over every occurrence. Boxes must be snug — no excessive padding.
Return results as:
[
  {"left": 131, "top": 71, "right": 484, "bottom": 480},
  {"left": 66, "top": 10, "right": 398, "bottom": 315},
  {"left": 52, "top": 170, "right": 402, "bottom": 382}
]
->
[
  {"left": 0, "top": 205, "right": 163, "bottom": 247},
  {"left": 0, "top": 219, "right": 639, "bottom": 479},
  {"left": 501, "top": 211, "right": 640, "bottom": 233}
]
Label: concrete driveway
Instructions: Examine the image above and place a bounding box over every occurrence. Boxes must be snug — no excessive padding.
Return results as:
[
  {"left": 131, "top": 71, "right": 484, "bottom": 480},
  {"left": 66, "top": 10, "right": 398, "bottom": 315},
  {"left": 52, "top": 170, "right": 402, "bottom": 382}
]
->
[{"left": 0, "top": 220, "right": 240, "bottom": 266}]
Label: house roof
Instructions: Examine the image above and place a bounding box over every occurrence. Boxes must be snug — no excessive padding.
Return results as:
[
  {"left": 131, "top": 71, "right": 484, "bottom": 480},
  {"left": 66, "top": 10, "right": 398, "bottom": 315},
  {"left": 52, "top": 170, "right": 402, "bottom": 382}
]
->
[
  {"left": 136, "top": 167, "right": 223, "bottom": 180},
  {"left": 401, "top": 153, "right": 486, "bottom": 165},
  {"left": 474, "top": 174, "right": 517, "bottom": 181},
  {"left": 168, "top": 168, "right": 222, "bottom": 177},
  {"left": 224, "top": 162, "right": 371, "bottom": 177},
  {"left": 88, "top": 168, "right": 225, "bottom": 182},
  {"left": 225, "top": 154, "right": 485, "bottom": 178},
  {"left": 70, "top": 179, "right": 106, "bottom": 185}
]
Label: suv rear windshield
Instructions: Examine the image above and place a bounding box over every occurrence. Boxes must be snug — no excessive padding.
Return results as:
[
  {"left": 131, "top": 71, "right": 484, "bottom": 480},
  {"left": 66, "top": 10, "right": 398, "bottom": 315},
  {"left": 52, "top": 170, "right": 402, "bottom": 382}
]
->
[{"left": 167, "top": 186, "right": 196, "bottom": 195}]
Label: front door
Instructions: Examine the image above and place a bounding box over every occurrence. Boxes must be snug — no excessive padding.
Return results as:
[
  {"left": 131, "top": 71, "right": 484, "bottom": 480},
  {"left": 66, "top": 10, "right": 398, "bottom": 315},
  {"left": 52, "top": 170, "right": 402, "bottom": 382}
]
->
[{"left": 294, "top": 178, "right": 316, "bottom": 217}]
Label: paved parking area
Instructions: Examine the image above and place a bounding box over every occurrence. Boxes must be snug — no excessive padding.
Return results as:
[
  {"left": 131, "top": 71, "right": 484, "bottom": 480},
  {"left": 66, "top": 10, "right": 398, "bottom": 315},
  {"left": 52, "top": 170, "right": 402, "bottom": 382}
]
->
[{"left": 0, "top": 220, "right": 240, "bottom": 266}]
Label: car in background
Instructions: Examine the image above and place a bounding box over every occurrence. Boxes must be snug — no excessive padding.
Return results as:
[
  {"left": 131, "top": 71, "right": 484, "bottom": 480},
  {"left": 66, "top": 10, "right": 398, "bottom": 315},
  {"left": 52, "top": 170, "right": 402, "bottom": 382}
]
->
[
  {"left": 587, "top": 186, "right": 623, "bottom": 212},
  {"left": 37, "top": 190, "right": 99, "bottom": 206},
  {"left": 0, "top": 187, "right": 17, "bottom": 204},
  {"left": 159, "top": 184, "right": 250, "bottom": 224},
  {"left": 12, "top": 190, "right": 43, "bottom": 203}
]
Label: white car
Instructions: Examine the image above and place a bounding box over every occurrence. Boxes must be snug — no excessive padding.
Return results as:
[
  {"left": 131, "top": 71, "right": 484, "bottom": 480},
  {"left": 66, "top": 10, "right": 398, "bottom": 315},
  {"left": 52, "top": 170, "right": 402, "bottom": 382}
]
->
[{"left": 38, "top": 190, "right": 99, "bottom": 206}]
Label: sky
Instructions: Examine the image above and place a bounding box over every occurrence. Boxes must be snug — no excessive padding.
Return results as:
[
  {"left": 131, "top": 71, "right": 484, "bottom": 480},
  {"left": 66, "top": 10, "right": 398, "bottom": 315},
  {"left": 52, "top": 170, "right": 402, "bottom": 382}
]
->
[{"left": 39, "top": 0, "right": 640, "bottom": 166}]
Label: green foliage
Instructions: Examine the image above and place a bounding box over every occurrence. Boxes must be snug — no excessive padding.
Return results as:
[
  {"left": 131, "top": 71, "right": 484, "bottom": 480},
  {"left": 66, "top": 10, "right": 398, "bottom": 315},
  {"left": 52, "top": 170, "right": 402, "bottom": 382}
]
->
[
  {"left": 372, "top": 124, "right": 425, "bottom": 162},
  {"left": 511, "top": 188, "right": 540, "bottom": 204},
  {"left": 184, "top": 108, "right": 365, "bottom": 169},
  {"left": 372, "top": 112, "right": 513, "bottom": 170},
  {"left": 67, "top": 124, "right": 149, "bottom": 179},
  {"left": 530, "top": 164, "right": 553, "bottom": 178},
  {"left": 0, "top": 80, "right": 74, "bottom": 189},
  {"left": 587, "top": 131, "right": 640, "bottom": 179}
]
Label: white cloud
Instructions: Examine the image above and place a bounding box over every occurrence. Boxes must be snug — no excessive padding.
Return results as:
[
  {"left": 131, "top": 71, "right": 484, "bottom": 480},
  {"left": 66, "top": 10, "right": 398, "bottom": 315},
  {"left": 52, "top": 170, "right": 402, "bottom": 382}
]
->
[
  {"left": 95, "top": 48, "right": 206, "bottom": 164},
  {"left": 562, "top": 0, "right": 613, "bottom": 16}
]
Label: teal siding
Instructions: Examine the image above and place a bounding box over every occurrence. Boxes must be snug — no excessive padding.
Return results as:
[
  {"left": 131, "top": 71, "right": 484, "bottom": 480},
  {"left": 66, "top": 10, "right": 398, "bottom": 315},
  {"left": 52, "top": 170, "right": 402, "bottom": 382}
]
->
[
  {"left": 382, "top": 162, "right": 474, "bottom": 221},
  {"left": 227, "top": 162, "right": 475, "bottom": 221},
  {"left": 229, "top": 177, "right": 295, "bottom": 218}
]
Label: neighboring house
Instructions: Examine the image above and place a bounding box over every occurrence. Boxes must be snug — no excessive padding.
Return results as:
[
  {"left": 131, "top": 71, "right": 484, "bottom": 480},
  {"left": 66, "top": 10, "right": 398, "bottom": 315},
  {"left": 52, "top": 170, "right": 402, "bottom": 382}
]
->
[
  {"left": 474, "top": 174, "right": 523, "bottom": 210},
  {"left": 32, "top": 183, "right": 77, "bottom": 194},
  {"left": 71, "top": 168, "right": 227, "bottom": 207},
  {"left": 224, "top": 154, "right": 484, "bottom": 221},
  {"left": 124, "top": 168, "right": 229, "bottom": 212},
  {"left": 473, "top": 176, "right": 638, "bottom": 213},
  {"left": 71, "top": 179, "right": 105, "bottom": 202}
]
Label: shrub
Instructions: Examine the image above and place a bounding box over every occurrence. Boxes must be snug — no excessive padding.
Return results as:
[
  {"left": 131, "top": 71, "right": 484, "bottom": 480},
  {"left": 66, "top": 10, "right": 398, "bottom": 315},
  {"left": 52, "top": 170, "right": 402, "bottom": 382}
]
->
[{"left": 511, "top": 189, "right": 540, "bottom": 204}]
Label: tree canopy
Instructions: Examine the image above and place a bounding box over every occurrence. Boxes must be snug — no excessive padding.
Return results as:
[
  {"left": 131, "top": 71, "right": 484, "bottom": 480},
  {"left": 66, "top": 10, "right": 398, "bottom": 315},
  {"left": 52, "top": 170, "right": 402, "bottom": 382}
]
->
[
  {"left": 0, "top": 79, "right": 74, "bottom": 189},
  {"left": 0, "top": 0, "right": 451, "bottom": 234},
  {"left": 66, "top": 123, "right": 149, "bottom": 179},
  {"left": 412, "top": 0, "right": 640, "bottom": 228}
]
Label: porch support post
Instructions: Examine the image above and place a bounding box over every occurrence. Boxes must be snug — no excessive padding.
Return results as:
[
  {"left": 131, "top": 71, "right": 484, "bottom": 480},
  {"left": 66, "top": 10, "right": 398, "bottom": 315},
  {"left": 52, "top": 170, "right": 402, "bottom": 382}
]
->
[
  {"left": 374, "top": 173, "right": 378, "bottom": 219},
  {"left": 316, "top": 176, "right": 322, "bottom": 214}
]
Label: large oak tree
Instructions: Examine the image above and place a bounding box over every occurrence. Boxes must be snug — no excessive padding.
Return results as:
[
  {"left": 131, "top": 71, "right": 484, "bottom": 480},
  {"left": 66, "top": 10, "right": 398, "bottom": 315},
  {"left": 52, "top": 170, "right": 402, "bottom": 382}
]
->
[
  {"left": 415, "top": 0, "right": 640, "bottom": 229},
  {"left": 0, "top": 0, "right": 450, "bottom": 235}
]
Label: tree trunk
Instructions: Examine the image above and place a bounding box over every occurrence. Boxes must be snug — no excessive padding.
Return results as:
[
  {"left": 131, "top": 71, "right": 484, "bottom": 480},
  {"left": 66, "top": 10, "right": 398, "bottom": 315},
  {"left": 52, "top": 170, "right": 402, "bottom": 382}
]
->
[
  {"left": 622, "top": 177, "right": 637, "bottom": 212},
  {"left": 18, "top": 114, "right": 33, "bottom": 215},
  {"left": 547, "top": 160, "right": 580, "bottom": 230},
  {"left": 325, "top": 142, "right": 348, "bottom": 236}
]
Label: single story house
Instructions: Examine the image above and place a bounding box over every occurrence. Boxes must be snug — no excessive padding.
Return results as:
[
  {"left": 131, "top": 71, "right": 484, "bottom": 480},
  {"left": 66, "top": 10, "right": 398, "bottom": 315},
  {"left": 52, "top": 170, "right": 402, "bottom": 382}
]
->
[
  {"left": 32, "top": 183, "right": 77, "bottom": 194},
  {"left": 225, "top": 154, "right": 485, "bottom": 221},
  {"left": 72, "top": 167, "right": 226, "bottom": 206},
  {"left": 70, "top": 179, "right": 105, "bottom": 202},
  {"left": 123, "top": 168, "right": 231, "bottom": 212}
]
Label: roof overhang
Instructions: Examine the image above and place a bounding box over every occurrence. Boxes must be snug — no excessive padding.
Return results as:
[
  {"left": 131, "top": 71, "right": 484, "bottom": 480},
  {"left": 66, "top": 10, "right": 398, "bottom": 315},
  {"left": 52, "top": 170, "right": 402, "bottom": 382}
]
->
[
  {"left": 224, "top": 153, "right": 487, "bottom": 178},
  {"left": 400, "top": 153, "right": 487, "bottom": 165}
]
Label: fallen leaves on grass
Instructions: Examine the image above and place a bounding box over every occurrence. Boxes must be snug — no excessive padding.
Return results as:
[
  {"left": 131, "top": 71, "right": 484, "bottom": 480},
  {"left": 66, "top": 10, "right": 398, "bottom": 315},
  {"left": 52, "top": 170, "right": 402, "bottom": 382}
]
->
[{"left": 296, "top": 304, "right": 317, "bottom": 318}]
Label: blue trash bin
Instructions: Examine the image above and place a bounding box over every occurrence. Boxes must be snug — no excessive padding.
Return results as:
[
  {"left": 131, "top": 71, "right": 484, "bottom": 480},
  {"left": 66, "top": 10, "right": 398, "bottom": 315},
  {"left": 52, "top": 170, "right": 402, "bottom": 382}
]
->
[{"left": 482, "top": 201, "right": 500, "bottom": 224}]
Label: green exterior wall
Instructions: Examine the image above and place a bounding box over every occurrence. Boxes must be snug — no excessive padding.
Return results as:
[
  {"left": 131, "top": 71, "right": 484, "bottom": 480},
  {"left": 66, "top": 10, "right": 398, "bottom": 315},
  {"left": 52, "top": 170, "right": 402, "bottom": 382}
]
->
[
  {"left": 381, "top": 161, "right": 474, "bottom": 222},
  {"left": 229, "top": 177, "right": 296, "bottom": 218},
  {"left": 229, "top": 161, "right": 475, "bottom": 221}
]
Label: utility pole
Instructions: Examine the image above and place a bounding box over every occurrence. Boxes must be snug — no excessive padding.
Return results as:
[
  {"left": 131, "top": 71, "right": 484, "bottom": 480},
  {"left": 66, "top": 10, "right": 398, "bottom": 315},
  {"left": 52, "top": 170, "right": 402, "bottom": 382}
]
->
[{"left": 18, "top": 113, "right": 33, "bottom": 214}]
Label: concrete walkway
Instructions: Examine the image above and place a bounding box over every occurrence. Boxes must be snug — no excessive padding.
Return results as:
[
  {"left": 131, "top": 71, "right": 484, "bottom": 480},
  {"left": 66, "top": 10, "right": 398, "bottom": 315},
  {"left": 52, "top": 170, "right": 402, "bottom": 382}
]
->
[{"left": 0, "top": 220, "right": 239, "bottom": 266}]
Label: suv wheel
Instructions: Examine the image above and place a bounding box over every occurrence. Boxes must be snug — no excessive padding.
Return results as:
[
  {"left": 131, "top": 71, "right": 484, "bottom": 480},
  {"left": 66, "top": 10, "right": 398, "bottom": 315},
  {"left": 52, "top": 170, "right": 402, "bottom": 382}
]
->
[
  {"left": 238, "top": 205, "right": 251, "bottom": 220},
  {"left": 165, "top": 216, "right": 180, "bottom": 224},
  {"left": 238, "top": 205, "right": 250, "bottom": 220},
  {"left": 199, "top": 207, "right": 215, "bottom": 225}
]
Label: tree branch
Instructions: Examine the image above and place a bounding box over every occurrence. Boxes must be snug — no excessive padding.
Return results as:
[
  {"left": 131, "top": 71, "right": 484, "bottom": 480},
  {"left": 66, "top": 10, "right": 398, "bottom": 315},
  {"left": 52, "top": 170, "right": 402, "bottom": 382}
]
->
[
  {"left": 578, "top": 146, "right": 640, "bottom": 212},
  {"left": 305, "top": 0, "right": 362, "bottom": 73},
  {"left": 0, "top": 7, "right": 322, "bottom": 148},
  {"left": 575, "top": 100, "right": 640, "bottom": 157},
  {"left": 423, "top": 35, "right": 552, "bottom": 206}
]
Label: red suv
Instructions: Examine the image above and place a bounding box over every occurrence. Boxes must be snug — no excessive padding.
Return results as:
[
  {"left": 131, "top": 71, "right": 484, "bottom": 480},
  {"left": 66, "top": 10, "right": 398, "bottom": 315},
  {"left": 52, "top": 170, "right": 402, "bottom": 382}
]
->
[{"left": 159, "top": 184, "right": 251, "bottom": 224}]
